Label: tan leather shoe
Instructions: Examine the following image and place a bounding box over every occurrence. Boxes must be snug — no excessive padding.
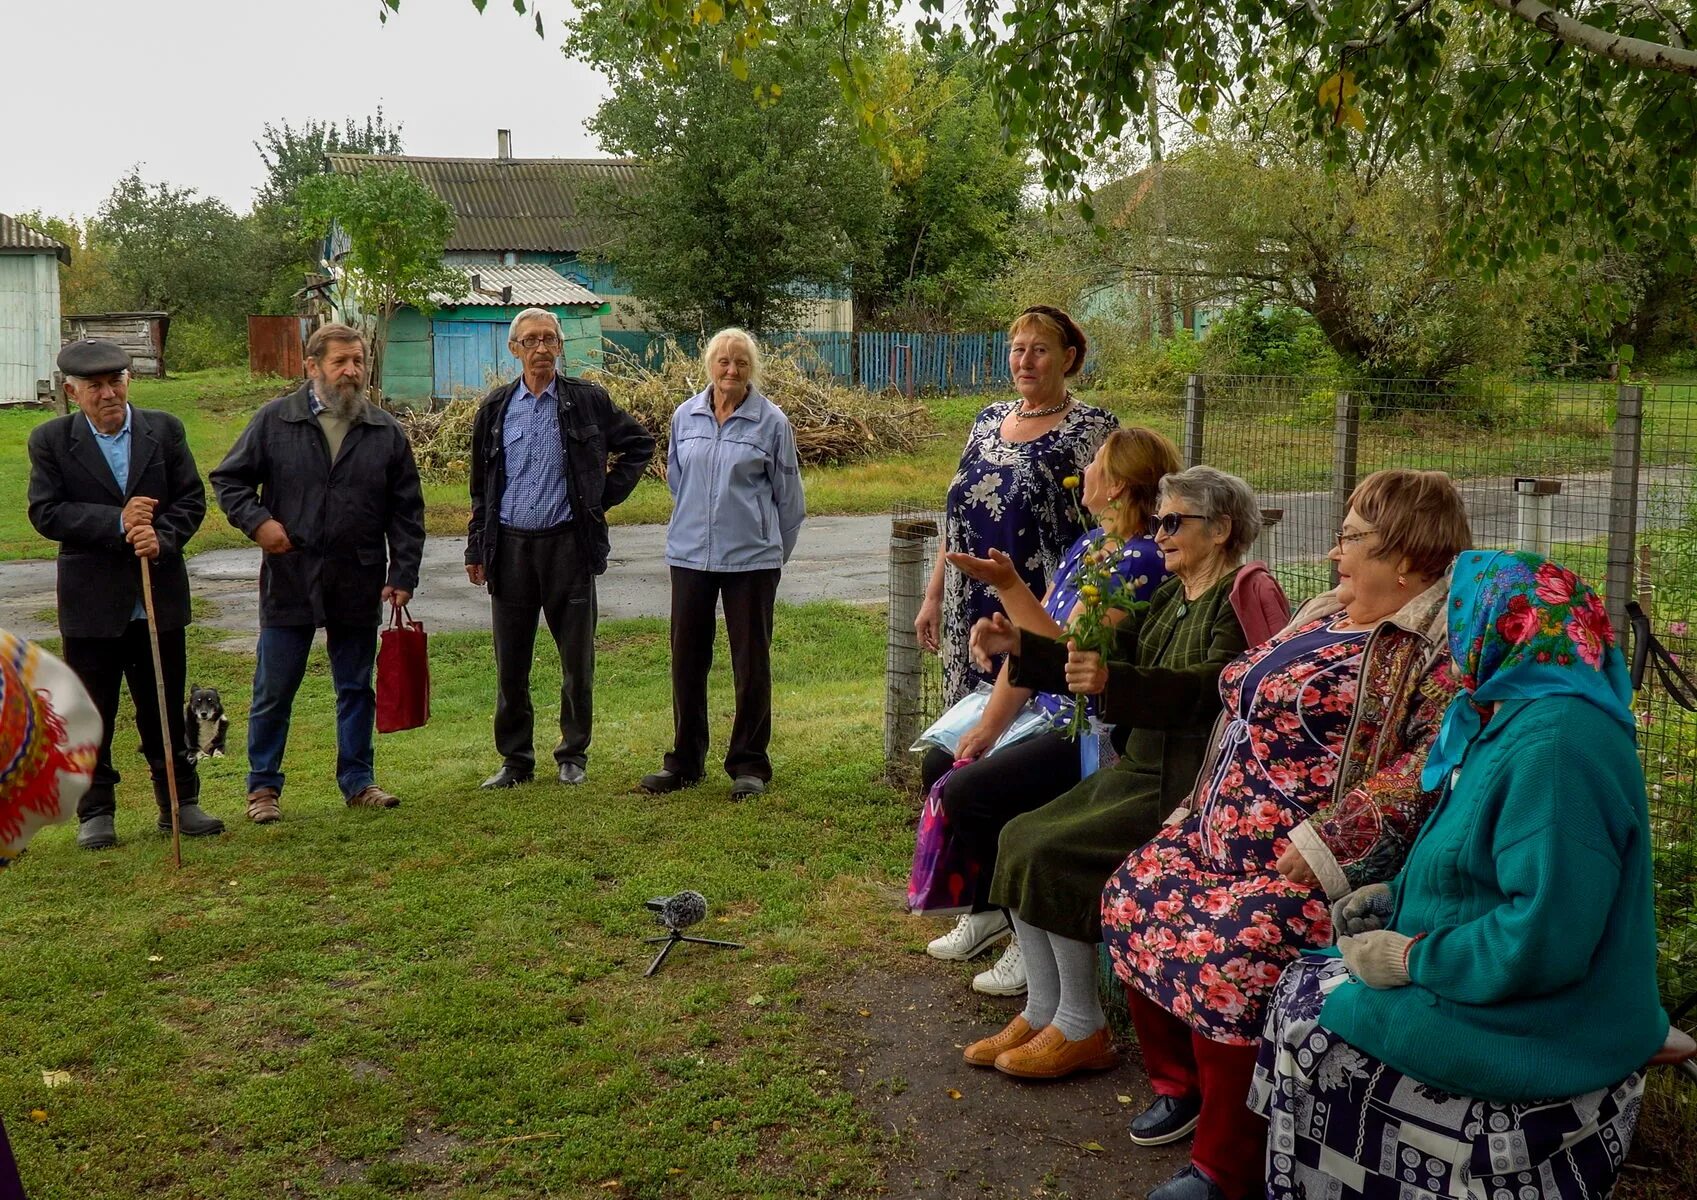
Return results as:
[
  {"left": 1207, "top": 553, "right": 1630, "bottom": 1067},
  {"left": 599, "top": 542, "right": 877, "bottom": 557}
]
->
[
  {"left": 963, "top": 1014, "right": 1038, "bottom": 1067},
  {"left": 246, "top": 787, "right": 281, "bottom": 824},
  {"left": 346, "top": 784, "right": 400, "bottom": 809},
  {"left": 993, "top": 1024, "right": 1119, "bottom": 1079}
]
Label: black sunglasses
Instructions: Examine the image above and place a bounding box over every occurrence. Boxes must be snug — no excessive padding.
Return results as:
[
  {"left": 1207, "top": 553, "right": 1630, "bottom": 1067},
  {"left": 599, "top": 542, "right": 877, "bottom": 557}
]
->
[{"left": 1156, "top": 512, "right": 1210, "bottom": 538}]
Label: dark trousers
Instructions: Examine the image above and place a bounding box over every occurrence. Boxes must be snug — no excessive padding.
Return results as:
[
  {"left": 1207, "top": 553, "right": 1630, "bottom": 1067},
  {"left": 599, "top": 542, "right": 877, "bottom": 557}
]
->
[
  {"left": 491, "top": 526, "right": 597, "bottom": 772},
  {"left": 0, "top": 1116, "right": 23, "bottom": 1200},
  {"left": 665, "top": 565, "right": 780, "bottom": 782},
  {"left": 1130, "top": 990, "right": 1266, "bottom": 1200},
  {"left": 246, "top": 623, "right": 378, "bottom": 799},
  {"left": 920, "top": 729, "right": 1081, "bottom": 912},
  {"left": 61, "top": 621, "right": 199, "bottom": 821}
]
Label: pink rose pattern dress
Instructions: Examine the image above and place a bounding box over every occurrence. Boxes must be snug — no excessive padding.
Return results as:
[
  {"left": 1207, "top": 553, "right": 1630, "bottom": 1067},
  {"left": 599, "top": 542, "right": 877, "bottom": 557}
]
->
[{"left": 1101, "top": 615, "right": 1367, "bottom": 1045}]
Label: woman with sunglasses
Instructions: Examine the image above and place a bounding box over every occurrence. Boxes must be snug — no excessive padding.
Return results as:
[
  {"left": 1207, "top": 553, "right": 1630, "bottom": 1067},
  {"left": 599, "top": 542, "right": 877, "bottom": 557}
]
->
[
  {"left": 1097, "top": 468, "right": 1471, "bottom": 1200},
  {"left": 956, "top": 466, "right": 1259, "bottom": 1082}
]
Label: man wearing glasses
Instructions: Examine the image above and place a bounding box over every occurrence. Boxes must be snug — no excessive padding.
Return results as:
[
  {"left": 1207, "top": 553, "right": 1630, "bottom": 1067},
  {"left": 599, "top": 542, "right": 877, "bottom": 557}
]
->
[{"left": 467, "top": 309, "right": 655, "bottom": 790}]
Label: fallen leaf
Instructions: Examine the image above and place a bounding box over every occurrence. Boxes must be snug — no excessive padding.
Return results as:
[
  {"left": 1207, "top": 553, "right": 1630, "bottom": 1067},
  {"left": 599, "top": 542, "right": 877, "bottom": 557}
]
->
[
  {"left": 28, "top": 1110, "right": 47, "bottom": 1124},
  {"left": 945, "top": 1088, "right": 962, "bottom": 1100},
  {"left": 666, "top": 1168, "right": 684, "bottom": 1176},
  {"left": 147, "top": 954, "right": 163, "bottom": 963},
  {"left": 746, "top": 994, "right": 766, "bottom": 1007},
  {"left": 41, "top": 1070, "right": 72, "bottom": 1089},
  {"left": 598, "top": 1182, "right": 621, "bottom": 1191},
  {"left": 1081, "top": 1141, "right": 1105, "bottom": 1154},
  {"left": 1115, "top": 1094, "right": 1133, "bottom": 1105},
  {"left": 857, "top": 1008, "right": 871, "bottom": 1017},
  {"left": 710, "top": 1120, "right": 722, "bottom": 1132}
]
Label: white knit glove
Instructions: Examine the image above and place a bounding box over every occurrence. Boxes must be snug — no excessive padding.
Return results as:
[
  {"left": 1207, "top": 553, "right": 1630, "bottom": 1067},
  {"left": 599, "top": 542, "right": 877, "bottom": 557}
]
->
[{"left": 1338, "top": 931, "right": 1415, "bottom": 989}]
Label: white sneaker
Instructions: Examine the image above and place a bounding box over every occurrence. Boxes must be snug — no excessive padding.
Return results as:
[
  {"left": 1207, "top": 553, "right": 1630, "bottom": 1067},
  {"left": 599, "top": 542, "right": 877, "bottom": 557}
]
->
[
  {"left": 926, "top": 910, "right": 1011, "bottom": 961},
  {"left": 972, "top": 936, "right": 1028, "bottom": 996}
]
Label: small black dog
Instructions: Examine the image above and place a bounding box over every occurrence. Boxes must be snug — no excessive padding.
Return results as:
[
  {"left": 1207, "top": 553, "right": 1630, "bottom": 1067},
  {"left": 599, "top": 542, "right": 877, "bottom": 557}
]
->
[{"left": 184, "top": 684, "right": 228, "bottom": 763}]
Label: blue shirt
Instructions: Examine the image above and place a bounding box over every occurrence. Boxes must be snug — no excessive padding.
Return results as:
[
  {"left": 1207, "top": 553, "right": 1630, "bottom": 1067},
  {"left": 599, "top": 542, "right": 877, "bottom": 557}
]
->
[
  {"left": 88, "top": 406, "right": 147, "bottom": 620},
  {"left": 499, "top": 378, "right": 573, "bottom": 530}
]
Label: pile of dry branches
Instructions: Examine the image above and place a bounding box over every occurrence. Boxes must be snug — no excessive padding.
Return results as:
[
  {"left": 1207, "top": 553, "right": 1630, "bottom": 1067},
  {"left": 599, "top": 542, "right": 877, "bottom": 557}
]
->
[{"left": 401, "top": 338, "right": 934, "bottom": 483}]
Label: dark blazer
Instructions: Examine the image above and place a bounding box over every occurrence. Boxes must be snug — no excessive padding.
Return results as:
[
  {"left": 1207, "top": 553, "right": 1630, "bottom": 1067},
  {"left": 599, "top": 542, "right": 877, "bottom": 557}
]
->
[
  {"left": 27, "top": 406, "right": 206, "bottom": 639},
  {"left": 210, "top": 383, "right": 425, "bottom": 628},
  {"left": 465, "top": 373, "right": 655, "bottom": 577}
]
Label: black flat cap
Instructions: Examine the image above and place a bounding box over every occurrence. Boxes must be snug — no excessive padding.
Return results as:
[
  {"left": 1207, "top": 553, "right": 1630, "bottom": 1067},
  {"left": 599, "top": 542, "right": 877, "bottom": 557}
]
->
[{"left": 57, "top": 339, "right": 131, "bottom": 377}]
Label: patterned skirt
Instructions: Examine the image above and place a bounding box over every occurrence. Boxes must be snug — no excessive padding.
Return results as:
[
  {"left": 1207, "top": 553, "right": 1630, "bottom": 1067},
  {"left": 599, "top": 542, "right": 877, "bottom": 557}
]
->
[{"left": 1249, "top": 956, "right": 1644, "bottom": 1200}]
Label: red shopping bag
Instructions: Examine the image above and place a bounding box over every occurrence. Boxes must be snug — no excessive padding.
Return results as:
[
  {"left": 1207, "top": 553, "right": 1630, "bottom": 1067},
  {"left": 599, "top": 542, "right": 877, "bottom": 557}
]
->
[
  {"left": 906, "top": 769, "right": 982, "bottom": 916},
  {"left": 376, "top": 604, "right": 429, "bottom": 733}
]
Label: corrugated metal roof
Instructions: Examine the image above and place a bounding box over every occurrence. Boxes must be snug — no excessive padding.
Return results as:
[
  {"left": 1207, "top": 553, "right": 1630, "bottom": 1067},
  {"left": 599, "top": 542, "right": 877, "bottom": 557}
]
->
[
  {"left": 0, "top": 214, "right": 71, "bottom": 264},
  {"left": 325, "top": 154, "right": 639, "bottom": 253},
  {"left": 434, "top": 264, "right": 602, "bottom": 308}
]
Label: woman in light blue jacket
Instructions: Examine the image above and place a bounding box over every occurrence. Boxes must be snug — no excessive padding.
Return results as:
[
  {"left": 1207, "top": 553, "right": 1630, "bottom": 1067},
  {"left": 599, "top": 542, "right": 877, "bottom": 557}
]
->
[{"left": 641, "top": 328, "right": 805, "bottom": 799}]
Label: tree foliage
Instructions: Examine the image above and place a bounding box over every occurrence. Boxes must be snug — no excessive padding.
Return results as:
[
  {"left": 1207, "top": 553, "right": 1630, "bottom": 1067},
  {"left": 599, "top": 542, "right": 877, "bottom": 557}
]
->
[
  {"left": 568, "top": 8, "right": 888, "bottom": 336},
  {"left": 461, "top": 0, "right": 1697, "bottom": 280},
  {"left": 296, "top": 167, "right": 463, "bottom": 395},
  {"left": 853, "top": 37, "right": 1032, "bottom": 329},
  {"left": 250, "top": 111, "right": 406, "bottom": 314}
]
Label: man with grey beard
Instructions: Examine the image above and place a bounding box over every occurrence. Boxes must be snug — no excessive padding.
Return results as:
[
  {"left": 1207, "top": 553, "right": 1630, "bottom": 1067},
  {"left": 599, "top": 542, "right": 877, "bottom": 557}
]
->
[{"left": 211, "top": 324, "right": 425, "bottom": 824}]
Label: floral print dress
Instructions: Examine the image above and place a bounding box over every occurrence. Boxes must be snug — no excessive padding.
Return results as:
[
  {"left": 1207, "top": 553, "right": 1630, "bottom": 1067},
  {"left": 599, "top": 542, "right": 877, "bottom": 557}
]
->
[
  {"left": 940, "top": 400, "right": 1117, "bottom": 705},
  {"left": 1101, "top": 614, "right": 1368, "bottom": 1044}
]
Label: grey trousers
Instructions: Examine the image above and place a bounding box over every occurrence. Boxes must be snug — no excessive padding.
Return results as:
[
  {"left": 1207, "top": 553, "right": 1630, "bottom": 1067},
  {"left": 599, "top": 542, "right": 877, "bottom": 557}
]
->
[{"left": 490, "top": 525, "right": 596, "bottom": 772}]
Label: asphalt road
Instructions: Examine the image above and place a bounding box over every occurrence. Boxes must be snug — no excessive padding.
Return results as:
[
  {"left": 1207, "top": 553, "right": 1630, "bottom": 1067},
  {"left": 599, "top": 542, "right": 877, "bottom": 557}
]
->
[{"left": 2, "top": 467, "right": 1686, "bottom": 648}]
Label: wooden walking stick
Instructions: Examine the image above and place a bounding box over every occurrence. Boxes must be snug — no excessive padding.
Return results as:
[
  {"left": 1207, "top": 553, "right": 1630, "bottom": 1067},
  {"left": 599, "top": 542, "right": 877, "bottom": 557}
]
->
[{"left": 139, "top": 556, "right": 182, "bottom": 868}]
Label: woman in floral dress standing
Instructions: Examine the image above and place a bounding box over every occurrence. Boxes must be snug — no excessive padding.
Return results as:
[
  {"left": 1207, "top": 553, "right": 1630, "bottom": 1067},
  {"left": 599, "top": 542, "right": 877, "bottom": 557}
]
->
[
  {"left": 914, "top": 306, "right": 1116, "bottom": 706},
  {"left": 1099, "top": 470, "right": 1472, "bottom": 1200}
]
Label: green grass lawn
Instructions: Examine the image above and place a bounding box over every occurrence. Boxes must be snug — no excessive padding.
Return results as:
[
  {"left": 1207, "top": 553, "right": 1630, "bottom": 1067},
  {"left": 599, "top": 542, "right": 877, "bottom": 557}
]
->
[{"left": 3, "top": 604, "right": 925, "bottom": 1199}]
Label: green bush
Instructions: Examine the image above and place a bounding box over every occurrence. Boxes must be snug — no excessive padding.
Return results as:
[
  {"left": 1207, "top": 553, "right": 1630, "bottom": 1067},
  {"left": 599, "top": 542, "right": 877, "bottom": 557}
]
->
[
  {"left": 1085, "top": 323, "right": 1202, "bottom": 399},
  {"left": 1199, "top": 303, "right": 1341, "bottom": 378},
  {"left": 169, "top": 317, "right": 247, "bottom": 373}
]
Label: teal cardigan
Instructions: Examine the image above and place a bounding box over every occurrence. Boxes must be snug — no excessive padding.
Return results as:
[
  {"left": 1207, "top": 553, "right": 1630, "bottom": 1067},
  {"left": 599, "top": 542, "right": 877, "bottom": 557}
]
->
[{"left": 1320, "top": 695, "right": 1667, "bottom": 1102}]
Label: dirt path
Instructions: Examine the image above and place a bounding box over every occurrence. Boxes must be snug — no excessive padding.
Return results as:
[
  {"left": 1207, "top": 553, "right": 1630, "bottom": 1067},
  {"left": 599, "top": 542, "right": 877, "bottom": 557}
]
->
[{"left": 825, "top": 960, "right": 1188, "bottom": 1199}]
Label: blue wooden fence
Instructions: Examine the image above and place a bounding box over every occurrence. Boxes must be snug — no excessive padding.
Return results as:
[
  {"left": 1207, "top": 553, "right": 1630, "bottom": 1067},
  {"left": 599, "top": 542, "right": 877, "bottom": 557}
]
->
[{"left": 604, "top": 330, "right": 1015, "bottom": 393}]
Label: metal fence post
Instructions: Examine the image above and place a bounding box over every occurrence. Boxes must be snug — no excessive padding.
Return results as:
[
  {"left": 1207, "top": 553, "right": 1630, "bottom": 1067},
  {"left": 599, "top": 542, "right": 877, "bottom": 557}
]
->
[
  {"left": 885, "top": 516, "right": 936, "bottom": 784},
  {"left": 1183, "top": 374, "right": 1206, "bottom": 468},
  {"left": 1331, "top": 391, "right": 1360, "bottom": 585},
  {"left": 1606, "top": 385, "right": 1644, "bottom": 647}
]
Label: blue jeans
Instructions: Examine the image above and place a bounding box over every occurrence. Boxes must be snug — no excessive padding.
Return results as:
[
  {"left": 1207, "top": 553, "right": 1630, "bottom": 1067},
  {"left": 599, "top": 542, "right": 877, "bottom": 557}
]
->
[{"left": 246, "top": 624, "right": 378, "bottom": 799}]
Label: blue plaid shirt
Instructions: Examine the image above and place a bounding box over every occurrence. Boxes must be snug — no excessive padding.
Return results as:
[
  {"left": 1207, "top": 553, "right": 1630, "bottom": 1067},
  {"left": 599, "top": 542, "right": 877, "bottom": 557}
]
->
[
  {"left": 499, "top": 378, "right": 573, "bottom": 530},
  {"left": 89, "top": 406, "right": 146, "bottom": 620}
]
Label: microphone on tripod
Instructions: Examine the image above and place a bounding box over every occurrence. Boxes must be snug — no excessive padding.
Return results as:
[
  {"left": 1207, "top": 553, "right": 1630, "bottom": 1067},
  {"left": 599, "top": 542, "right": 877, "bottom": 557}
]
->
[{"left": 641, "top": 890, "right": 743, "bottom": 976}]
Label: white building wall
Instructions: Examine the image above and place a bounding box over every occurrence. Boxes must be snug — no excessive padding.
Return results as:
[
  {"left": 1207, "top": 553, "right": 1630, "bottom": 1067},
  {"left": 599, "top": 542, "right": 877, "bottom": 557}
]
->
[{"left": 0, "top": 253, "right": 60, "bottom": 404}]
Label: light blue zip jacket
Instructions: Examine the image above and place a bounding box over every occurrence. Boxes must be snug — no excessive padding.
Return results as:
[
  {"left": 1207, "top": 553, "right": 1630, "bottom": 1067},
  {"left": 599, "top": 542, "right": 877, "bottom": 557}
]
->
[{"left": 665, "top": 386, "right": 805, "bottom": 572}]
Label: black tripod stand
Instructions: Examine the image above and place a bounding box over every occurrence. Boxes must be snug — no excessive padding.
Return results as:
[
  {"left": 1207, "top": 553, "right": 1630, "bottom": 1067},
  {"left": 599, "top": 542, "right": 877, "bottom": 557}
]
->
[{"left": 643, "top": 927, "right": 744, "bottom": 977}]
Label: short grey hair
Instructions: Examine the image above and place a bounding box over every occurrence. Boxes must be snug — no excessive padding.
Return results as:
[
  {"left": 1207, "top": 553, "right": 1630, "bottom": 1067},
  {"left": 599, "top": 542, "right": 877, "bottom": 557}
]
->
[
  {"left": 701, "top": 327, "right": 762, "bottom": 387},
  {"left": 508, "top": 308, "right": 562, "bottom": 343},
  {"left": 64, "top": 371, "right": 129, "bottom": 389},
  {"left": 1158, "top": 466, "right": 1261, "bottom": 561}
]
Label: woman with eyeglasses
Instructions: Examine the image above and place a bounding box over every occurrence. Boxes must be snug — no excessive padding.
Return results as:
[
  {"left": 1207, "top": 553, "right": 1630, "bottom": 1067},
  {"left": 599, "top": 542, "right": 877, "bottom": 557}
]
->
[
  {"left": 1096, "top": 468, "right": 1471, "bottom": 1200},
  {"left": 956, "top": 466, "right": 1259, "bottom": 1082},
  {"left": 914, "top": 306, "right": 1118, "bottom": 708}
]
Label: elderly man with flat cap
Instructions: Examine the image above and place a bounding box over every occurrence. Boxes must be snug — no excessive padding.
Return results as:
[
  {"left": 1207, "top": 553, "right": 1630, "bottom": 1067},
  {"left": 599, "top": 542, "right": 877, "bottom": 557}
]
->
[{"left": 26, "top": 339, "right": 225, "bottom": 849}]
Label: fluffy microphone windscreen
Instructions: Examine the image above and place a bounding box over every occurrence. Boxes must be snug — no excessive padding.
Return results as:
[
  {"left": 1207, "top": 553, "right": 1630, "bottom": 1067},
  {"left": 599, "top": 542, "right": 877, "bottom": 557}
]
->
[{"left": 659, "top": 890, "right": 708, "bottom": 930}]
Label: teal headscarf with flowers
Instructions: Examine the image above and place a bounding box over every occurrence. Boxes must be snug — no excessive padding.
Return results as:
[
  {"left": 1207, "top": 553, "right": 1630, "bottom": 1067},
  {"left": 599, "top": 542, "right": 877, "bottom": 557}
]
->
[{"left": 1419, "top": 550, "right": 1636, "bottom": 791}]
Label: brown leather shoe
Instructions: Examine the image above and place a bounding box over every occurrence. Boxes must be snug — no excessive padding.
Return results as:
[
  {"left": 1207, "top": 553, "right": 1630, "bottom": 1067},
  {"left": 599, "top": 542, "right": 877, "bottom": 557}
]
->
[
  {"left": 246, "top": 787, "right": 281, "bottom": 824},
  {"left": 346, "top": 784, "right": 400, "bottom": 809},
  {"left": 963, "top": 1015, "right": 1039, "bottom": 1067},
  {"left": 994, "top": 1024, "right": 1119, "bottom": 1079}
]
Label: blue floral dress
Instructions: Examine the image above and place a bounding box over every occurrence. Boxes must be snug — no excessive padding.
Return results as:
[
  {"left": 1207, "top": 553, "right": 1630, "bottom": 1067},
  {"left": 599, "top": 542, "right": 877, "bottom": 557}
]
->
[
  {"left": 941, "top": 400, "right": 1117, "bottom": 705},
  {"left": 1101, "top": 615, "right": 1367, "bottom": 1044},
  {"left": 1031, "top": 530, "right": 1167, "bottom": 730}
]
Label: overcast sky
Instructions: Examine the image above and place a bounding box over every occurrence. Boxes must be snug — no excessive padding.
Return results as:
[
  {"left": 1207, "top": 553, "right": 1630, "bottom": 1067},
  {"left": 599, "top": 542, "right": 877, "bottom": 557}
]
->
[{"left": 0, "top": 0, "right": 610, "bottom": 221}]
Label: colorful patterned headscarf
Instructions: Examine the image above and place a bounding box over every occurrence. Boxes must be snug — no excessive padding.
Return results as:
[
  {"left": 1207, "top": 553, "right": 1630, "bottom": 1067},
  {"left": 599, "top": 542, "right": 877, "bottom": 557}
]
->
[
  {"left": 1419, "top": 550, "right": 1635, "bottom": 791},
  {"left": 0, "top": 628, "right": 99, "bottom": 868}
]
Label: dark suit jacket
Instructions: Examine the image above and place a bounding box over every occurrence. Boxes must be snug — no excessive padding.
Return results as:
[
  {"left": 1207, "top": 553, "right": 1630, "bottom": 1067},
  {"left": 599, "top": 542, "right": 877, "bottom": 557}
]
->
[
  {"left": 210, "top": 383, "right": 425, "bottom": 628},
  {"left": 27, "top": 406, "right": 206, "bottom": 638}
]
